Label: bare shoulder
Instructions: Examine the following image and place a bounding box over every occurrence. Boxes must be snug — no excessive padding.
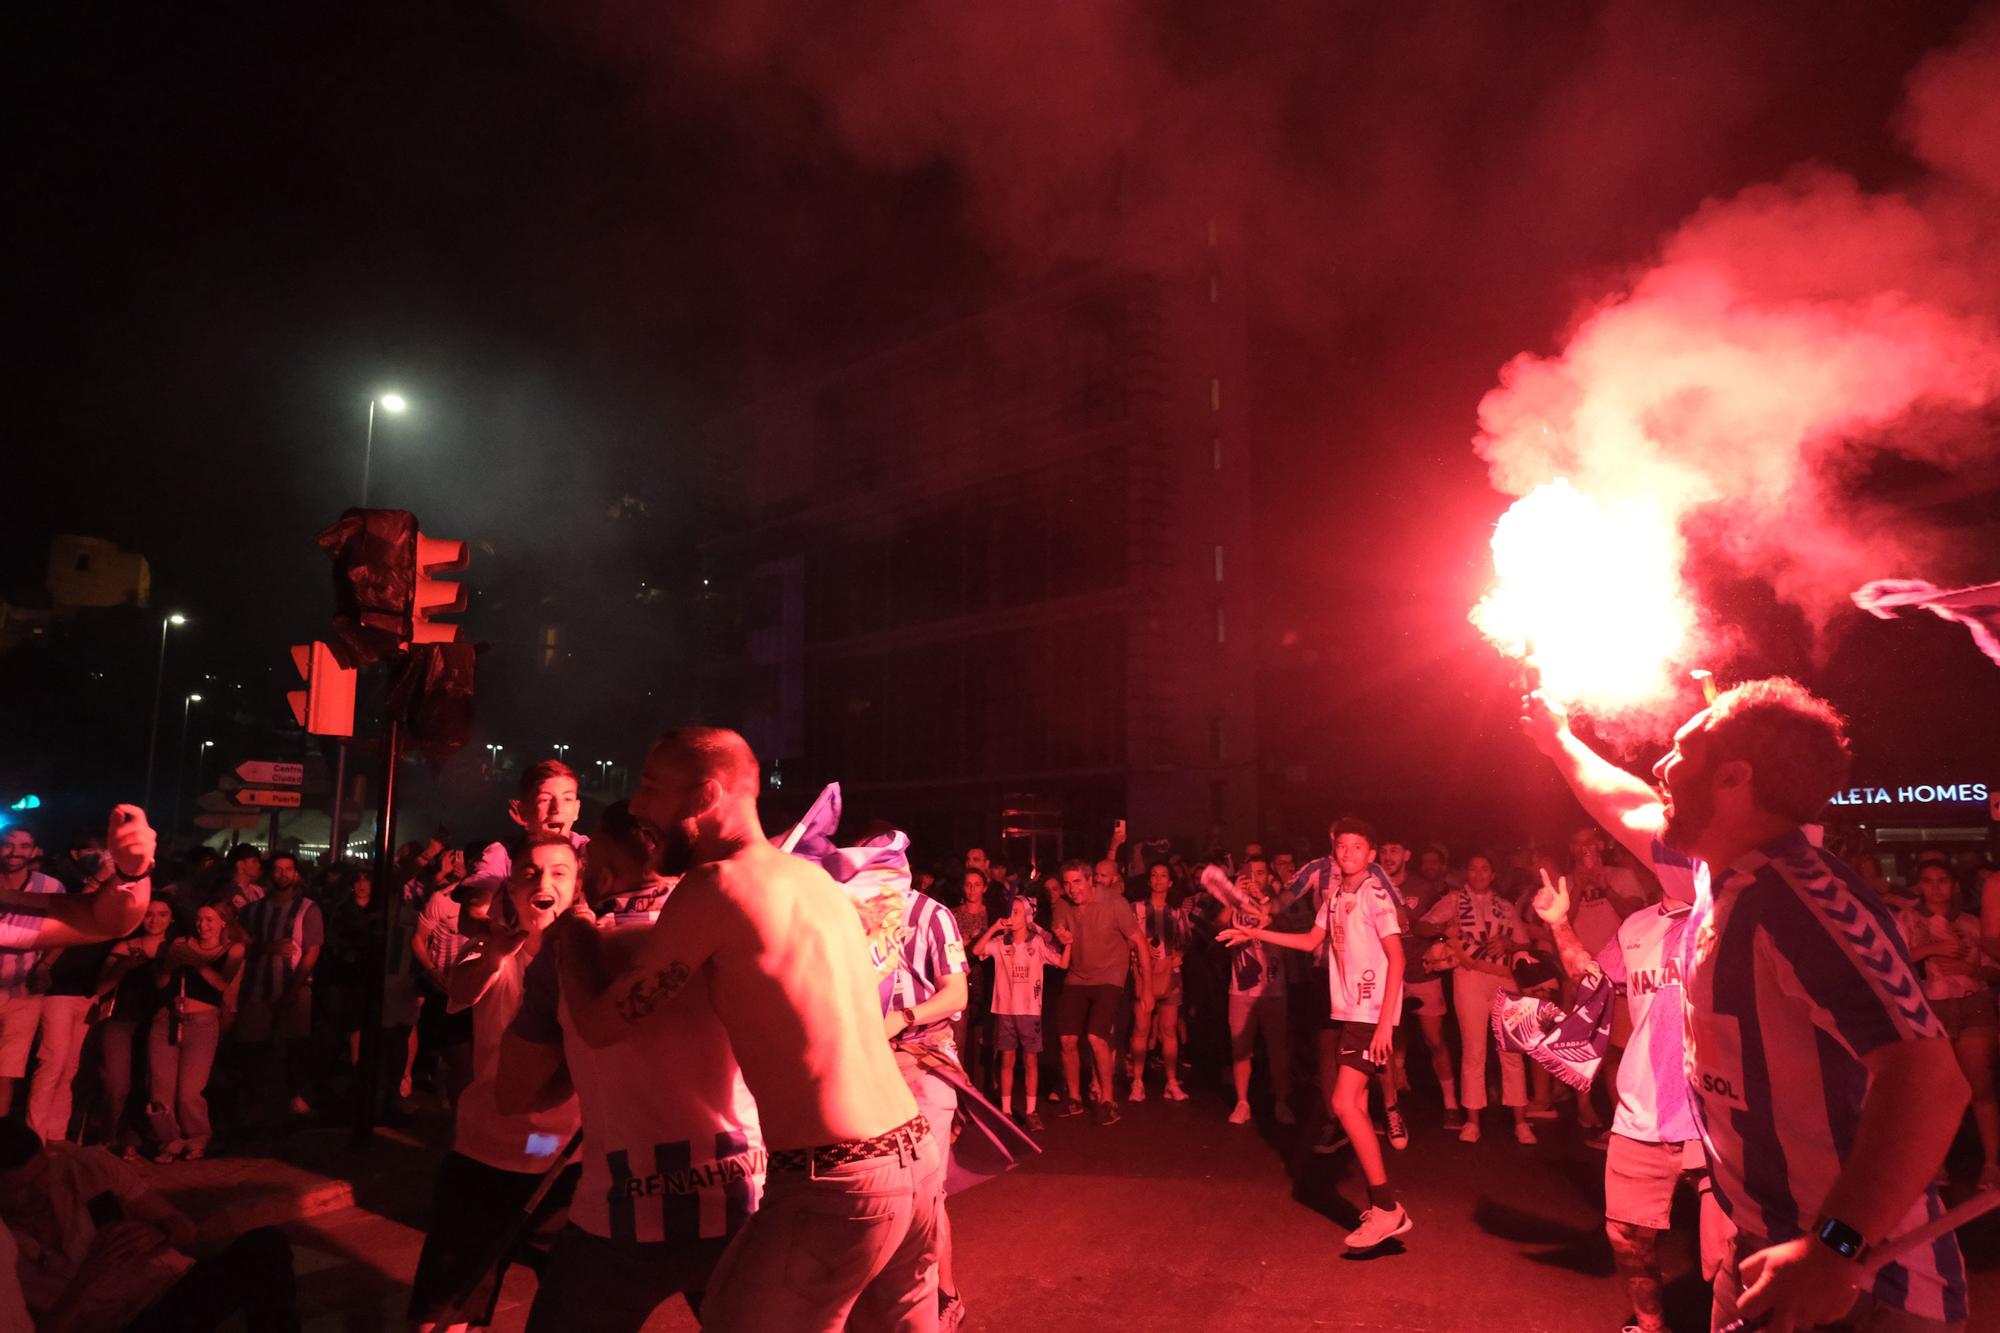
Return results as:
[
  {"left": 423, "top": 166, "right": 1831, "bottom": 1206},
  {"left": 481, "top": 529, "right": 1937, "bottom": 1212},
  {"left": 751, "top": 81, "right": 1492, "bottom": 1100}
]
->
[{"left": 712, "top": 842, "right": 837, "bottom": 910}]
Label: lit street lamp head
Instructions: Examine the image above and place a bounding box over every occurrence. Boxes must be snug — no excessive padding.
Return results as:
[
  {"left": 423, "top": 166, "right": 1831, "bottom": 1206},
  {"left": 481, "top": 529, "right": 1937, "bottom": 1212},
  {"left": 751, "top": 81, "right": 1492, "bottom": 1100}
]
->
[
  {"left": 378, "top": 392, "right": 408, "bottom": 413},
  {"left": 167, "top": 613, "right": 187, "bottom": 626},
  {"left": 187, "top": 693, "right": 202, "bottom": 703}
]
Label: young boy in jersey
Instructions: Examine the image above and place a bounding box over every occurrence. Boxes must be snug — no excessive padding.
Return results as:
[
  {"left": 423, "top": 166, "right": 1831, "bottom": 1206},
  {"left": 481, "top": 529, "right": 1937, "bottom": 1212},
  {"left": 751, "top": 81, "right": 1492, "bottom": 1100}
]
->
[
  {"left": 976, "top": 898, "right": 1069, "bottom": 1130},
  {"left": 1221, "top": 818, "right": 1412, "bottom": 1249}
]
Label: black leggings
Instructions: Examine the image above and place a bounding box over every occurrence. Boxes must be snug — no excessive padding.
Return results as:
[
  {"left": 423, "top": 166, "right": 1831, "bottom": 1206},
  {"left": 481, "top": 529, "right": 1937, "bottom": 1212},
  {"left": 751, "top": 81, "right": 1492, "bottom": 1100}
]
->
[{"left": 128, "top": 1227, "right": 299, "bottom": 1333}]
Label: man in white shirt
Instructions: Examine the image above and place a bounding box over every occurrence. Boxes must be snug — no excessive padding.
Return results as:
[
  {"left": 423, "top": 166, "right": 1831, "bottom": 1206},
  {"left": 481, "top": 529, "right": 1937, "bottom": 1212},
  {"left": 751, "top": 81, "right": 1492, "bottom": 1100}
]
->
[{"left": 1222, "top": 818, "right": 1412, "bottom": 1250}]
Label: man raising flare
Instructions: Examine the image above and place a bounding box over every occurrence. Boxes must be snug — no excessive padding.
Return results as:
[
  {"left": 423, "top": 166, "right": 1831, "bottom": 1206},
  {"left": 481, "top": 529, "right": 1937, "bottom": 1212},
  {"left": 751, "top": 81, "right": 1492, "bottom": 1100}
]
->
[
  {"left": 1222, "top": 818, "right": 1412, "bottom": 1250},
  {"left": 561, "top": 728, "right": 939, "bottom": 1332},
  {"left": 1524, "top": 681, "right": 1971, "bottom": 1333}
]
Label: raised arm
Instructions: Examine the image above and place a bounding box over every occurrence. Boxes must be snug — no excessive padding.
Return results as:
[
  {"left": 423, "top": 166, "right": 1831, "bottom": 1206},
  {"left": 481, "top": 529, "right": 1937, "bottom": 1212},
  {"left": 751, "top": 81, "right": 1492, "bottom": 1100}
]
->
[
  {"left": 1531, "top": 871, "right": 1604, "bottom": 981},
  {"left": 1520, "top": 692, "right": 1663, "bottom": 865},
  {"left": 0, "top": 806, "right": 156, "bottom": 947}
]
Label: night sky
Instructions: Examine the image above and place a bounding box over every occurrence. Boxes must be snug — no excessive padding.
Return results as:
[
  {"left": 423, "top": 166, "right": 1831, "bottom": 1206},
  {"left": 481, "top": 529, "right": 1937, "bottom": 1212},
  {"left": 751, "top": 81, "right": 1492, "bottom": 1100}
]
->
[{"left": 8, "top": 1, "right": 1996, "bottom": 847}]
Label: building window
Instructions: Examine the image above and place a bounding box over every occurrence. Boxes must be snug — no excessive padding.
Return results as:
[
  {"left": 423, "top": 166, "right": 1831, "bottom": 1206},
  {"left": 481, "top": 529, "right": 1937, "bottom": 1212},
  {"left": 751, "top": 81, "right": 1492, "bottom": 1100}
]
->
[
  {"left": 1208, "top": 274, "right": 1220, "bottom": 304},
  {"left": 1209, "top": 378, "right": 1221, "bottom": 412},
  {"left": 1213, "top": 545, "right": 1224, "bottom": 584}
]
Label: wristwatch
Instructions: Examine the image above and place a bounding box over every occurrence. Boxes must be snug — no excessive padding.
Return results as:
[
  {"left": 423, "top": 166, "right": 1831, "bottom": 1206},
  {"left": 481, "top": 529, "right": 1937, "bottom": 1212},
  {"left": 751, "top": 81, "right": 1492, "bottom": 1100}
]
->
[
  {"left": 898, "top": 1006, "right": 917, "bottom": 1030},
  {"left": 1814, "top": 1215, "right": 1865, "bottom": 1262}
]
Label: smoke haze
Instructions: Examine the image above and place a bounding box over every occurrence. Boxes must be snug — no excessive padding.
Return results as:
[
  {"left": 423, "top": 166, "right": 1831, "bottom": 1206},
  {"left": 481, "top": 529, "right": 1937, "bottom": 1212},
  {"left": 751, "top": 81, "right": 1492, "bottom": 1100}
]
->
[{"left": 1475, "top": 7, "right": 2000, "bottom": 669}]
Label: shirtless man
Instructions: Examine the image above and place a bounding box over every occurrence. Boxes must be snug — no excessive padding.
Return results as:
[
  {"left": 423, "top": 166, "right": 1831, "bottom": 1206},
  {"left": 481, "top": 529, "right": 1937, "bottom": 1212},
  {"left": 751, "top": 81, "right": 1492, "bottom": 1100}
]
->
[{"left": 557, "top": 728, "right": 938, "bottom": 1333}]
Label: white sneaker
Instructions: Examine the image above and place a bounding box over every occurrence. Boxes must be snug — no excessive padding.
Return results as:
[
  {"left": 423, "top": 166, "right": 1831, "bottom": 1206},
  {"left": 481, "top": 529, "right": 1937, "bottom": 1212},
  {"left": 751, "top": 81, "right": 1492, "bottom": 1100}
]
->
[
  {"left": 1458, "top": 1118, "right": 1481, "bottom": 1143},
  {"left": 1163, "top": 1081, "right": 1189, "bottom": 1102},
  {"left": 1227, "top": 1101, "right": 1252, "bottom": 1125},
  {"left": 1344, "top": 1204, "right": 1413, "bottom": 1249},
  {"left": 1274, "top": 1101, "right": 1297, "bottom": 1127},
  {"left": 1128, "top": 1081, "right": 1146, "bottom": 1103},
  {"left": 1515, "top": 1121, "right": 1538, "bottom": 1146}
]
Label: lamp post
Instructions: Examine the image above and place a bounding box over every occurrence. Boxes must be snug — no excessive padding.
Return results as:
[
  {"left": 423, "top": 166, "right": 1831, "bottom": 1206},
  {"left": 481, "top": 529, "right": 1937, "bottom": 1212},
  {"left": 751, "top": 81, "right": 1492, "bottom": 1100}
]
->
[
  {"left": 359, "top": 391, "right": 408, "bottom": 507},
  {"left": 171, "top": 693, "right": 202, "bottom": 833},
  {"left": 143, "top": 613, "right": 189, "bottom": 813},
  {"left": 194, "top": 740, "right": 216, "bottom": 809},
  {"left": 553, "top": 743, "right": 570, "bottom": 762}
]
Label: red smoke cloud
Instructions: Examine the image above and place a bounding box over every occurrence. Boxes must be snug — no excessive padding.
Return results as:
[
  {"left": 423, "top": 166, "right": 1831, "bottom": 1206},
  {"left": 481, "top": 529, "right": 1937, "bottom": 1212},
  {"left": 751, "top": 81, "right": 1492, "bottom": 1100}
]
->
[{"left": 1473, "top": 7, "right": 2000, "bottom": 720}]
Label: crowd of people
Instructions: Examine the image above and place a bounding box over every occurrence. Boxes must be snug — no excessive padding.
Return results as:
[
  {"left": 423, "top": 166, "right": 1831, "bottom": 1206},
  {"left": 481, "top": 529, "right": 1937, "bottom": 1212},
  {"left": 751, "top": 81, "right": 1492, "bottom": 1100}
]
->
[{"left": 0, "top": 681, "right": 1994, "bottom": 1330}]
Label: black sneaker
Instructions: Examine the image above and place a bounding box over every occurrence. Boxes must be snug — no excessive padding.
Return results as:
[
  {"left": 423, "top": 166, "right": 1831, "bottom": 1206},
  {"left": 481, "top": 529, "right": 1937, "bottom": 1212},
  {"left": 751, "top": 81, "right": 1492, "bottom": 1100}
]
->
[
  {"left": 1386, "top": 1108, "right": 1410, "bottom": 1150},
  {"left": 1057, "top": 1098, "right": 1085, "bottom": 1118},
  {"left": 1312, "top": 1122, "right": 1349, "bottom": 1155},
  {"left": 1093, "top": 1101, "right": 1121, "bottom": 1127},
  {"left": 1441, "top": 1106, "right": 1467, "bottom": 1131}
]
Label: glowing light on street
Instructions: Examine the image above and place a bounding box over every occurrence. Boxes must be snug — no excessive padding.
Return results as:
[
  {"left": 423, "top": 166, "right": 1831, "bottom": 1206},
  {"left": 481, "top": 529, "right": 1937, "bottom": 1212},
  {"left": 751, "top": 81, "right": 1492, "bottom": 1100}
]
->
[
  {"left": 1471, "top": 478, "right": 1694, "bottom": 714},
  {"left": 378, "top": 392, "right": 408, "bottom": 413}
]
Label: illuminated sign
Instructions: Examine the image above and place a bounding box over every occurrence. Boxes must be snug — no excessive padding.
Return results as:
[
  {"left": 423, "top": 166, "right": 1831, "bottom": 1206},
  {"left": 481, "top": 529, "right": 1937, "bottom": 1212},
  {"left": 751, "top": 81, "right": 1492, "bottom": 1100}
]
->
[{"left": 1826, "top": 782, "right": 1990, "bottom": 808}]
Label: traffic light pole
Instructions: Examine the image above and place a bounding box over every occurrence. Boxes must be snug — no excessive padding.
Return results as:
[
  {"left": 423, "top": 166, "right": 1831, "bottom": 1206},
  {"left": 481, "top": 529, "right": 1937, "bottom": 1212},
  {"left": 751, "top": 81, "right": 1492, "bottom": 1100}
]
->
[
  {"left": 326, "top": 742, "right": 348, "bottom": 864},
  {"left": 354, "top": 713, "right": 401, "bottom": 1144}
]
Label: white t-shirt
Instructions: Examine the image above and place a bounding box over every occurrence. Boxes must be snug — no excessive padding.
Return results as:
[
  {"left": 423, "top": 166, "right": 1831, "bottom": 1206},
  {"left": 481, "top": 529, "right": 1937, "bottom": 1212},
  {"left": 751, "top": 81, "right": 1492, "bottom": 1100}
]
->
[
  {"left": 513, "top": 913, "right": 763, "bottom": 1246},
  {"left": 1323, "top": 876, "right": 1403, "bottom": 1024},
  {"left": 449, "top": 947, "right": 580, "bottom": 1174},
  {"left": 1598, "top": 896, "right": 1699, "bottom": 1144},
  {"left": 989, "top": 933, "right": 1056, "bottom": 1016}
]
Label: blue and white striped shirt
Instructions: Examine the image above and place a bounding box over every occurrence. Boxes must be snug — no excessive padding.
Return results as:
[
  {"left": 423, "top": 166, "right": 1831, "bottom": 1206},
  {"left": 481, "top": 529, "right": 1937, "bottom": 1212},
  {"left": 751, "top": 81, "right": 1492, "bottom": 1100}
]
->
[
  {"left": 1680, "top": 830, "right": 1965, "bottom": 1323},
  {"left": 0, "top": 872, "right": 65, "bottom": 995},
  {"left": 882, "top": 891, "right": 968, "bottom": 1044}
]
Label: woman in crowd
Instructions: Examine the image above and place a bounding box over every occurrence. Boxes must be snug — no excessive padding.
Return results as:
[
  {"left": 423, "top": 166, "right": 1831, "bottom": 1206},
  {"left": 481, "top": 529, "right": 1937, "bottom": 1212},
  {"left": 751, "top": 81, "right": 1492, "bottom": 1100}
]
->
[
  {"left": 90, "top": 898, "right": 173, "bottom": 1157},
  {"left": 148, "top": 903, "right": 244, "bottom": 1162},
  {"left": 1129, "top": 860, "right": 1189, "bottom": 1102},
  {"left": 1896, "top": 858, "right": 2000, "bottom": 1188},
  {"left": 1419, "top": 853, "right": 1536, "bottom": 1145}
]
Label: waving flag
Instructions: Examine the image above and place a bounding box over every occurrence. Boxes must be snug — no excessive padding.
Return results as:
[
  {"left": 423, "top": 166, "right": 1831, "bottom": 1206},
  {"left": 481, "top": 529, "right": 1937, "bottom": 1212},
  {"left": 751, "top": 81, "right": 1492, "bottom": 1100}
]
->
[
  {"left": 777, "top": 782, "right": 910, "bottom": 981},
  {"left": 1853, "top": 578, "right": 2000, "bottom": 668},
  {"left": 1493, "top": 970, "right": 1616, "bottom": 1091}
]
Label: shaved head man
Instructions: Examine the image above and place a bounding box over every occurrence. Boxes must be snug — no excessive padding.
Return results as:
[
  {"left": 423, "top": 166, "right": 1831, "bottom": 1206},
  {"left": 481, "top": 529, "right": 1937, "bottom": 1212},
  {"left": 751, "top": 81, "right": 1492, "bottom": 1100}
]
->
[{"left": 558, "top": 728, "right": 941, "bottom": 1332}]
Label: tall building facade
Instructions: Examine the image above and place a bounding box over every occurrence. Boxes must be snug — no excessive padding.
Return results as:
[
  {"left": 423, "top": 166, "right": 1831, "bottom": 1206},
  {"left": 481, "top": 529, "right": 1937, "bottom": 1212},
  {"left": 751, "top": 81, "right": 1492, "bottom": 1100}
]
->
[{"left": 694, "top": 225, "right": 1257, "bottom": 860}]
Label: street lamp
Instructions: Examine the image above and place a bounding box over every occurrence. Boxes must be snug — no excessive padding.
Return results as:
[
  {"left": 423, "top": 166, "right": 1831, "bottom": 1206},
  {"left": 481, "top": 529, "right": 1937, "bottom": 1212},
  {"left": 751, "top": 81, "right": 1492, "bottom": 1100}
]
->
[
  {"left": 553, "top": 743, "right": 570, "bottom": 761},
  {"left": 360, "top": 391, "right": 409, "bottom": 506},
  {"left": 143, "top": 613, "right": 189, "bottom": 812},
  {"left": 485, "top": 743, "right": 504, "bottom": 770},
  {"left": 171, "top": 693, "right": 203, "bottom": 834}
]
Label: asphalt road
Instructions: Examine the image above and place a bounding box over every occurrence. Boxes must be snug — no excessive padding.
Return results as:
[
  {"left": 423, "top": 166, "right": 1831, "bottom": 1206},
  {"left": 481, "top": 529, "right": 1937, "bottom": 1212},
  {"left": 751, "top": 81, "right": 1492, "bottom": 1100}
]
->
[{"left": 284, "top": 1089, "right": 2000, "bottom": 1332}]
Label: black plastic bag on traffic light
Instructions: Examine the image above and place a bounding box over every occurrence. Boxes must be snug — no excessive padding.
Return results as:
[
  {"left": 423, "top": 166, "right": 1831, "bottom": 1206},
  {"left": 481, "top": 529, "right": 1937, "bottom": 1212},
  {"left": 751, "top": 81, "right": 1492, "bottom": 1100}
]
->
[
  {"left": 316, "top": 509, "right": 417, "bottom": 668},
  {"left": 386, "top": 641, "right": 479, "bottom": 758}
]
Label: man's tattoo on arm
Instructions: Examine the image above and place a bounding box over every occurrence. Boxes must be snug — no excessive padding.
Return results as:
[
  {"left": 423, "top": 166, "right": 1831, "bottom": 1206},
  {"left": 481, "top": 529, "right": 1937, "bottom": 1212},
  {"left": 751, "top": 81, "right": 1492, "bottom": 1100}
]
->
[{"left": 614, "top": 961, "right": 692, "bottom": 1024}]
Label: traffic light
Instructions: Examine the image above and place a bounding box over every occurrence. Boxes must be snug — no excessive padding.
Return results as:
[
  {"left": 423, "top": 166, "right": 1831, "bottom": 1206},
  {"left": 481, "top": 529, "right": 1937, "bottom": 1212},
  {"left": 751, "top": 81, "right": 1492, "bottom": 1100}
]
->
[
  {"left": 411, "top": 533, "right": 468, "bottom": 643},
  {"left": 289, "top": 641, "right": 357, "bottom": 737},
  {"left": 315, "top": 509, "right": 469, "bottom": 660}
]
